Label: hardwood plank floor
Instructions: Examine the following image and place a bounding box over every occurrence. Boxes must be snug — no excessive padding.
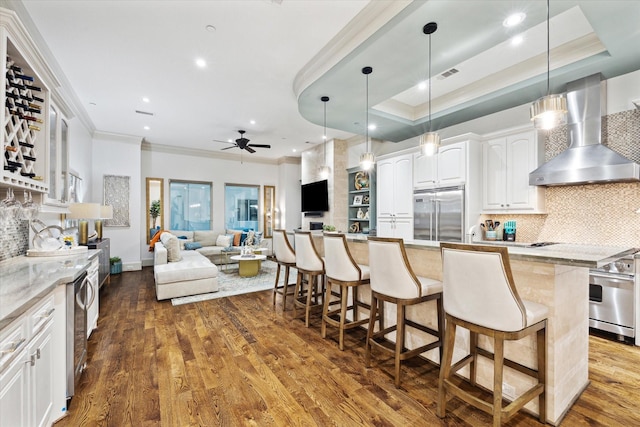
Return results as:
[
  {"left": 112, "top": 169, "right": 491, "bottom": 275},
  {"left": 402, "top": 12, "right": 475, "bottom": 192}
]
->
[{"left": 55, "top": 267, "right": 640, "bottom": 426}]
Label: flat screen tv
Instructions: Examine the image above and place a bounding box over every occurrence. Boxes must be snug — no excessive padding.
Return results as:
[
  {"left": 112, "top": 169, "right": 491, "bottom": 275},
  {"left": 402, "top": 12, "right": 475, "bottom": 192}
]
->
[{"left": 301, "top": 180, "right": 329, "bottom": 212}]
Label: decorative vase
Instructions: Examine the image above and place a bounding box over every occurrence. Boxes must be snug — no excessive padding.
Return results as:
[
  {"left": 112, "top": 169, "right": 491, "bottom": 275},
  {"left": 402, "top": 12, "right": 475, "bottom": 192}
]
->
[{"left": 110, "top": 261, "right": 122, "bottom": 275}]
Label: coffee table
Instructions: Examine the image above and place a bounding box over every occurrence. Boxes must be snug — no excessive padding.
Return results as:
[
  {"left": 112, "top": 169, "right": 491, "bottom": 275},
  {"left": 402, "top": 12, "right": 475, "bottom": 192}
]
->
[{"left": 230, "top": 254, "right": 267, "bottom": 277}]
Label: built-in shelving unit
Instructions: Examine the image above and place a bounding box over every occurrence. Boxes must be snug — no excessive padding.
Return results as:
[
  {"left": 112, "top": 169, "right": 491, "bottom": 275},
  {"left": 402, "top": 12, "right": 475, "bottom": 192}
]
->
[{"left": 347, "top": 166, "right": 375, "bottom": 234}]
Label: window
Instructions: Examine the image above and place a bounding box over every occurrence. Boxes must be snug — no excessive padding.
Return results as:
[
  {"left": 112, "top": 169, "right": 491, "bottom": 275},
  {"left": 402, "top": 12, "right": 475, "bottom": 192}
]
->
[
  {"left": 225, "top": 184, "right": 259, "bottom": 231},
  {"left": 169, "top": 180, "right": 212, "bottom": 231}
]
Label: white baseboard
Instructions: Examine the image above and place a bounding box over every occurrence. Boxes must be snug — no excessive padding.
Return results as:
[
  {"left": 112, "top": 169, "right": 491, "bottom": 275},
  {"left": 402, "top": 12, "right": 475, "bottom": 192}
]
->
[{"left": 123, "top": 261, "right": 142, "bottom": 271}]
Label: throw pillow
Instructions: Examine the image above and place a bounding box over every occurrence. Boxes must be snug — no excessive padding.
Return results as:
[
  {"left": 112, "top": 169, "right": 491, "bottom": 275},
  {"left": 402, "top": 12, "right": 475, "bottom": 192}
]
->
[
  {"left": 184, "top": 242, "right": 202, "bottom": 250},
  {"left": 233, "top": 232, "right": 242, "bottom": 246},
  {"left": 215, "top": 234, "right": 232, "bottom": 248},
  {"left": 179, "top": 238, "right": 194, "bottom": 250},
  {"left": 194, "top": 230, "right": 218, "bottom": 247},
  {"left": 160, "top": 233, "right": 182, "bottom": 262},
  {"left": 148, "top": 229, "right": 165, "bottom": 252}
]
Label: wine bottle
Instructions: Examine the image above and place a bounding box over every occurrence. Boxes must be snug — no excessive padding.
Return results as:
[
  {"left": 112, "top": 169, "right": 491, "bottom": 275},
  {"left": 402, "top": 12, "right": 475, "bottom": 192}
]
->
[
  {"left": 5, "top": 92, "right": 19, "bottom": 100},
  {"left": 8, "top": 81, "right": 25, "bottom": 90},
  {"left": 15, "top": 73, "right": 34, "bottom": 82},
  {"left": 19, "top": 141, "right": 34, "bottom": 148},
  {"left": 32, "top": 96, "right": 44, "bottom": 103},
  {"left": 28, "top": 125, "right": 40, "bottom": 131},
  {"left": 9, "top": 65, "right": 23, "bottom": 73},
  {"left": 23, "top": 155, "right": 36, "bottom": 161},
  {"left": 5, "top": 145, "right": 18, "bottom": 152},
  {"left": 20, "top": 172, "right": 35, "bottom": 177},
  {"left": 24, "top": 84, "right": 41, "bottom": 92},
  {"left": 3, "top": 166, "right": 18, "bottom": 172}
]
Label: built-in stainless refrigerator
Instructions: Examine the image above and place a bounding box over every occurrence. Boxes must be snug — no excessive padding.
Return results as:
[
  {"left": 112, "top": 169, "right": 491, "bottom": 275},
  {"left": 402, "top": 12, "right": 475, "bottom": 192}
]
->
[{"left": 413, "top": 185, "right": 464, "bottom": 242}]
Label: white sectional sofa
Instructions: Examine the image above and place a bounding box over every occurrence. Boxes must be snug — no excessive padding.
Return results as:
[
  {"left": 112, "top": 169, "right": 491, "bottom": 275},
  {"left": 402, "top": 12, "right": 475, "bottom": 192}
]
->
[{"left": 153, "top": 232, "right": 219, "bottom": 300}]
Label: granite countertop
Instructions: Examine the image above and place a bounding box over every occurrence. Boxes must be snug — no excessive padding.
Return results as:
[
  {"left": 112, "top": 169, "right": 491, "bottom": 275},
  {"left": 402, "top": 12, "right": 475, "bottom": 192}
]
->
[
  {"left": 344, "top": 234, "right": 638, "bottom": 269},
  {"left": 0, "top": 250, "right": 99, "bottom": 331}
]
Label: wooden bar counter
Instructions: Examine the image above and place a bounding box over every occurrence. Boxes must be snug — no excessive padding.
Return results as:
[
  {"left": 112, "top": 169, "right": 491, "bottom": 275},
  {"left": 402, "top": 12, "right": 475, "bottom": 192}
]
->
[{"left": 312, "top": 234, "right": 636, "bottom": 425}]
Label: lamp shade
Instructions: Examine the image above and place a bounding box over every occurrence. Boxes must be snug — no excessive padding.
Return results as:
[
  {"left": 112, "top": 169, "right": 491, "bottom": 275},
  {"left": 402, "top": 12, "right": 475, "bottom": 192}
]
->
[
  {"left": 100, "top": 205, "right": 113, "bottom": 219},
  {"left": 67, "top": 202, "right": 101, "bottom": 219}
]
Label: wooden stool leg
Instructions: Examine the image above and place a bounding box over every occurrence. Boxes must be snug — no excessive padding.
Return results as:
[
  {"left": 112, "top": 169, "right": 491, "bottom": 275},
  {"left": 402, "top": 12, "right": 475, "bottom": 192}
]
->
[
  {"left": 282, "top": 265, "right": 291, "bottom": 309},
  {"left": 365, "top": 294, "right": 379, "bottom": 368},
  {"left": 470, "top": 331, "right": 478, "bottom": 386},
  {"left": 437, "top": 295, "right": 445, "bottom": 362},
  {"left": 437, "top": 319, "right": 456, "bottom": 418},
  {"left": 492, "top": 337, "right": 505, "bottom": 427},
  {"left": 293, "top": 271, "right": 303, "bottom": 320},
  {"left": 304, "top": 273, "right": 315, "bottom": 327},
  {"left": 321, "top": 279, "right": 333, "bottom": 339},
  {"left": 273, "top": 263, "right": 282, "bottom": 306},
  {"left": 394, "top": 302, "right": 406, "bottom": 388},
  {"left": 339, "top": 284, "right": 348, "bottom": 351}
]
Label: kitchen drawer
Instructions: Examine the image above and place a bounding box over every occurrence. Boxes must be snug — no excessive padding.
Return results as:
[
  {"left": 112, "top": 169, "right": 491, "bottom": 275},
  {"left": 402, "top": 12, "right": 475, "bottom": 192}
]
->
[
  {"left": 29, "top": 294, "right": 55, "bottom": 336},
  {"left": 0, "top": 318, "right": 28, "bottom": 372}
]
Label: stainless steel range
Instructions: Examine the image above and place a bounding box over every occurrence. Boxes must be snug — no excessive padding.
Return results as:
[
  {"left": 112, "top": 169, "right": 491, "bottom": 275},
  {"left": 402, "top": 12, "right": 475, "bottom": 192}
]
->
[{"left": 589, "top": 255, "right": 636, "bottom": 341}]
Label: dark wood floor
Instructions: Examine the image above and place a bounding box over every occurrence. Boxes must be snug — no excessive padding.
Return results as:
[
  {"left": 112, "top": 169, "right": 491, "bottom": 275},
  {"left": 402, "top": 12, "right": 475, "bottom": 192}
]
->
[{"left": 55, "top": 267, "right": 640, "bottom": 426}]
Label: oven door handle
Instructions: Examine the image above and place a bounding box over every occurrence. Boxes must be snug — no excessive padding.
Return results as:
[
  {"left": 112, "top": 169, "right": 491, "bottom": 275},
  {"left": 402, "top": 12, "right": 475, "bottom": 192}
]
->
[{"left": 589, "top": 271, "right": 635, "bottom": 282}]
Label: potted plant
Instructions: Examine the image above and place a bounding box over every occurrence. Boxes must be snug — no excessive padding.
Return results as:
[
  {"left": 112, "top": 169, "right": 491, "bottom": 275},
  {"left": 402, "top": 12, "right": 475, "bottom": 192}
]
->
[
  {"left": 149, "top": 199, "right": 161, "bottom": 238},
  {"left": 110, "top": 256, "right": 122, "bottom": 275}
]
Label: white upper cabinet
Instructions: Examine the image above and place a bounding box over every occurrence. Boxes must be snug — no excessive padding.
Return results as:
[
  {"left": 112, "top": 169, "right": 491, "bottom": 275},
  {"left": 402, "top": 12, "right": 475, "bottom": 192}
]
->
[
  {"left": 414, "top": 141, "right": 467, "bottom": 188},
  {"left": 482, "top": 129, "right": 545, "bottom": 213},
  {"left": 376, "top": 152, "right": 413, "bottom": 239}
]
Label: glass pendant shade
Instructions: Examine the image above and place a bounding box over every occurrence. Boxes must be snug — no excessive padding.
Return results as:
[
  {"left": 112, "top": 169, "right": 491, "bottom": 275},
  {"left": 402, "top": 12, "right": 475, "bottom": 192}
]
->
[
  {"left": 420, "top": 132, "right": 441, "bottom": 156},
  {"left": 360, "top": 151, "right": 375, "bottom": 171},
  {"left": 530, "top": 93, "right": 567, "bottom": 130},
  {"left": 318, "top": 164, "right": 330, "bottom": 179}
]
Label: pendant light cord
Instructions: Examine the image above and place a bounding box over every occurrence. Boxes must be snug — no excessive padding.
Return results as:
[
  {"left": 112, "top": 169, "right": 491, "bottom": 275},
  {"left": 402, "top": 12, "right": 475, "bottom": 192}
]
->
[
  {"left": 428, "top": 30, "right": 432, "bottom": 132},
  {"left": 365, "top": 72, "right": 369, "bottom": 152},
  {"left": 546, "top": 0, "right": 550, "bottom": 96},
  {"left": 323, "top": 100, "right": 327, "bottom": 163}
]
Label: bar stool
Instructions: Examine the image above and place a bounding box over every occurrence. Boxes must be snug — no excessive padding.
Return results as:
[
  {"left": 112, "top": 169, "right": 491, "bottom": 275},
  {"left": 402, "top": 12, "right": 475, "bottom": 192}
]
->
[
  {"left": 366, "top": 237, "right": 444, "bottom": 388},
  {"left": 439, "top": 243, "right": 548, "bottom": 426},
  {"left": 272, "top": 229, "right": 296, "bottom": 310},
  {"left": 321, "top": 232, "right": 376, "bottom": 350},
  {"left": 293, "top": 230, "right": 326, "bottom": 327}
]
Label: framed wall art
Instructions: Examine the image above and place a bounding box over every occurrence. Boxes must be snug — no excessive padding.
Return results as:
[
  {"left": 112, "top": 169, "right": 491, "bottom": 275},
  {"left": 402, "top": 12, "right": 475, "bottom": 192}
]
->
[{"left": 104, "top": 175, "right": 130, "bottom": 227}]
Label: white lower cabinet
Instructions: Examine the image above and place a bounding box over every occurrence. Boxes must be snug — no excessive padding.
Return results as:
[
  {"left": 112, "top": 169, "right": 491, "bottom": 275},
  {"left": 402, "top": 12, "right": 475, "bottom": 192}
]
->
[
  {"left": 377, "top": 216, "right": 413, "bottom": 240},
  {"left": 0, "top": 288, "right": 66, "bottom": 427}
]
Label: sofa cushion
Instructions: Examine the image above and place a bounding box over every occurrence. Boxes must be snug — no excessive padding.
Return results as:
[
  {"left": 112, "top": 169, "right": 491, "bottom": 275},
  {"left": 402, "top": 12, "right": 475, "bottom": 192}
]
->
[
  {"left": 154, "top": 257, "right": 218, "bottom": 285},
  {"left": 184, "top": 241, "right": 202, "bottom": 250},
  {"left": 194, "top": 230, "right": 218, "bottom": 247},
  {"left": 197, "top": 246, "right": 224, "bottom": 257},
  {"left": 160, "top": 232, "right": 182, "bottom": 262},
  {"left": 169, "top": 230, "right": 194, "bottom": 240},
  {"left": 216, "top": 234, "right": 232, "bottom": 248}
]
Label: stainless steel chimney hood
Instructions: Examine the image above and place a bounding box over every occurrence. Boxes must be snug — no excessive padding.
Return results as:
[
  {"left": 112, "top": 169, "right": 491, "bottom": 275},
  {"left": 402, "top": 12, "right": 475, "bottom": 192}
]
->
[{"left": 529, "top": 74, "right": 640, "bottom": 186}]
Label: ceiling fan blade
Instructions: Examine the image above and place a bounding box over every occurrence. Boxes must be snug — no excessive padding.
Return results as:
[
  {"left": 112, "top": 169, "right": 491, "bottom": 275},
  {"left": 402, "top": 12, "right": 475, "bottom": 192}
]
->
[
  {"left": 212, "top": 139, "right": 235, "bottom": 144},
  {"left": 244, "top": 146, "right": 256, "bottom": 154},
  {"left": 247, "top": 144, "right": 271, "bottom": 148},
  {"left": 221, "top": 145, "right": 238, "bottom": 151}
]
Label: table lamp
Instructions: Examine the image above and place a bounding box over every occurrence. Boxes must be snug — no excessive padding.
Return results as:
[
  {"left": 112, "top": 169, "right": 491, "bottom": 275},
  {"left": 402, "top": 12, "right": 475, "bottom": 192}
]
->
[
  {"left": 67, "top": 202, "right": 101, "bottom": 245},
  {"left": 95, "top": 205, "right": 113, "bottom": 239}
]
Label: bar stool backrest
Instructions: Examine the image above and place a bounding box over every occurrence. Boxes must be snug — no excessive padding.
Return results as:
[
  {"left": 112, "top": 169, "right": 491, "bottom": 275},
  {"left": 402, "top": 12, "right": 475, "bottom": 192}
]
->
[
  {"left": 273, "top": 229, "right": 295, "bottom": 264},
  {"left": 323, "top": 233, "right": 362, "bottom": 281},
  {"left": 368, "top": 237, "right": 421, "bottom": 299},
  {"left": 440, "top": 243, "right": 527, "bottom": 331},
  {"left": 294, "top": 230, "right": 324, "bottom": 272}
]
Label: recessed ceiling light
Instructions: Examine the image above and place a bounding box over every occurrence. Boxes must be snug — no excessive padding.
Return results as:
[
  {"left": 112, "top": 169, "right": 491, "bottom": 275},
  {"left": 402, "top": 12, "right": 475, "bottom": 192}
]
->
[
  {"left": 142, "top": 97, "right": 150, "bottom": 103},
  {"left": 250, "top": 120, "right": 256, "bottom": 125},
  {"left": 511, "top": 35, "right": 524, "bottom": 46},
  {"left": 205, "top": 25, "right": 216, "bottom": 32},
  {"left": 144, "top": 126, "right": 150, "bottom": 130},
  {"left": 292, "top": 149, "right": 297, "bottom": 152},
  {"left": 368, "top": 124, "right": 377, "bottom": 130},
  {"left": 503, "top": 12, "right": 526, "bottom": 27},
  {"left": 418, "top": 81, "right": 427, "bottom": 91},
  {"left": 195, "top": 58, "right": 206, "bottom": 68}
]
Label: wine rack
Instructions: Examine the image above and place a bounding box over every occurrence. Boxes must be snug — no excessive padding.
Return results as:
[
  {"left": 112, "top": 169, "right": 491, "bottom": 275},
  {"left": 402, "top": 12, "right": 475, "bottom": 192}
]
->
[{"left": 1, "top": 37, "right": 47, "bottom": 193}]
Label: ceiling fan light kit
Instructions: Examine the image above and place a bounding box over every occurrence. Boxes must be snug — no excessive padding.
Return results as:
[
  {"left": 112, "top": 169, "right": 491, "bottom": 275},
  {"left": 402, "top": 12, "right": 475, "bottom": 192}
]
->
[
  {"left": 360, "top": 66, "right": 375, "bottom": 171},
  {"left": 419, "top": 21, "right": 440, "bottom": 156},
  {"left": 530, "top": 0, "right": 567, "bottom": 130}
]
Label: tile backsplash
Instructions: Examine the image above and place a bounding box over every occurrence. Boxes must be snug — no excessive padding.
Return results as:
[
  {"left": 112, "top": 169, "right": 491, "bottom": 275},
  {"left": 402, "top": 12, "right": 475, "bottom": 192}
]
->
[
  {"left": 0, "top": 218, "right": 28, "bottom": 262},
  {"left": 483, "top": 109, "right": 640, "bottom": 248}
]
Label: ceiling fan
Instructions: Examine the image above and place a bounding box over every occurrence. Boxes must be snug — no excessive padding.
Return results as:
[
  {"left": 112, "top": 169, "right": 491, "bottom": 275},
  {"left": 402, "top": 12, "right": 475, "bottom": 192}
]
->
[{"left": 214, "top": 130, "right": 271, "bottom": 154}]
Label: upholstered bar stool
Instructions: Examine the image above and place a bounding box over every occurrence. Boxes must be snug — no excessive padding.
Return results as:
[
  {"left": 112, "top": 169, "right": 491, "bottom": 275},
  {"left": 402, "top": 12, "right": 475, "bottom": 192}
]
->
[
  {"left": 366, "top": 237, "right": 445, "bottom": 388},
  {"left": 439, "top": 243, "right": 548, "bottom": 426},
  {"left": 293, "top": 230, "right": 326, "bottom": 327},
  {"left": 272, "top": 229, "right": 296, "bottom": 310},
  {"left": 321, "top": 232, "right": 376, "bottom": 350}
]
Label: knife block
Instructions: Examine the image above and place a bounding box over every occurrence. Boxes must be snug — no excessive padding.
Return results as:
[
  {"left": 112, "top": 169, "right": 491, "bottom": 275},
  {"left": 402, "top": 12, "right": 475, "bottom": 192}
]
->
[{"left": 503, "top": 231, "right": 516, "bottom": 242}]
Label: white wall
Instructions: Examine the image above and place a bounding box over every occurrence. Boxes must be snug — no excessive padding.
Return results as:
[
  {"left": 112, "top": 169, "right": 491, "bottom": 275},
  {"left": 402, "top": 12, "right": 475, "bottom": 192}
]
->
[
  {"left": 92, "top": 132, "right": 143, "bottom": 271},
  {"left": 277, "top": 159, "right": 302, "bottom": 232}
]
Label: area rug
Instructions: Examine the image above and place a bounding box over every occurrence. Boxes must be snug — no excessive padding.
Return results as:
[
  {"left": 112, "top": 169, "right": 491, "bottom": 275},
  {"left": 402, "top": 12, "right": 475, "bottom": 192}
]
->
[{"left": 171, "top": 260, "right": 294, "bottom": 306}]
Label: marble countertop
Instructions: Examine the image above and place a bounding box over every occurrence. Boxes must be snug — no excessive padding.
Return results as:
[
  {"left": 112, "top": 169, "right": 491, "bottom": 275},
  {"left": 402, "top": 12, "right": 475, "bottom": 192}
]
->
[
  {"left": 344, "top": 234, "right": 638, "bottom": 268},
  {"left": 0, "top": 250, "right": 99, "bottom": 331}
]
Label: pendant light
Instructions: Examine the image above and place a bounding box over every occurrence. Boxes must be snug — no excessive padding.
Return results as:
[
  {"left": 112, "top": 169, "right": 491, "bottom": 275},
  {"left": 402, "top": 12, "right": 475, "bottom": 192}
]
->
[
  {"left": 420, "top": 21, "right": 440, "bottom": 156},
  {"left": 318, "top": 96, "right": 331, "bottom": 179},
  {"left": 359, "top": 66, "right": 375, "bottom": 171},
  {"left": 530, "top": 0, "right": 567, "bottom": 130}
]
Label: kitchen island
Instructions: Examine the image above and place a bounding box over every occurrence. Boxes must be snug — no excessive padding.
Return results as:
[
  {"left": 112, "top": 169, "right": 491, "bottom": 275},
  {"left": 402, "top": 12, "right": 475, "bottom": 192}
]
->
[{"left": 319, "top": 236, "right": 636, "bottom": 425}]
